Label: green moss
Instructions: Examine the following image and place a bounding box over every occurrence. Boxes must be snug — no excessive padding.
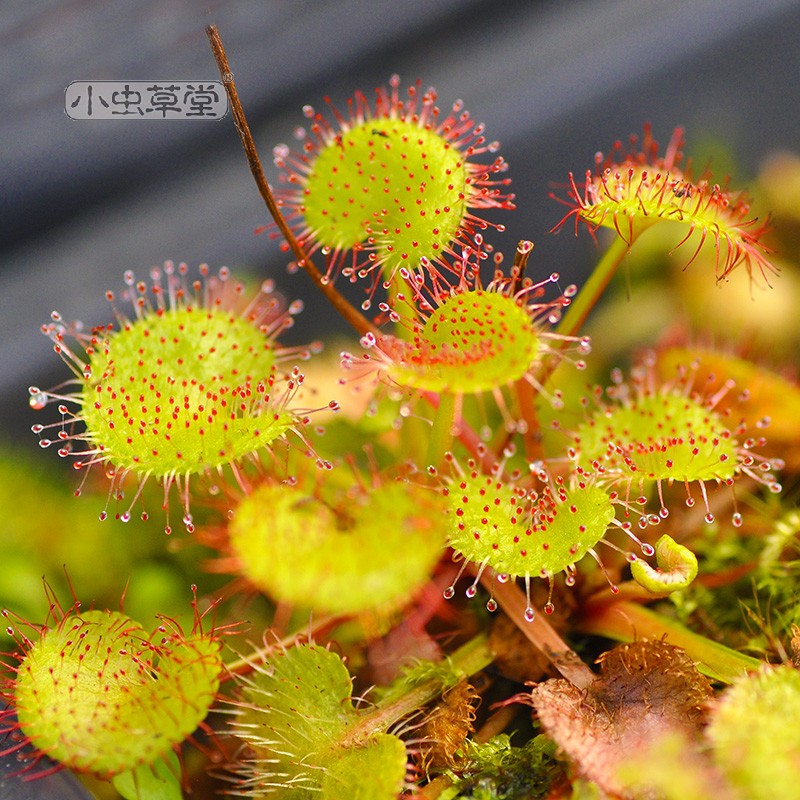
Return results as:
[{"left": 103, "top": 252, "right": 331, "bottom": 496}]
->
[{"left": 440, "top": 734, "right": 562, "bottom": 800}]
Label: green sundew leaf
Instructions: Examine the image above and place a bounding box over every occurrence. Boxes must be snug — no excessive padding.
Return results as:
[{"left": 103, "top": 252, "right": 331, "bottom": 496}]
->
[
  {"left": 631, "top": 534, "right": 698, "bottom": 594},
  {"left": 230, "top": 480, "right": 446, "bottom": 616},
  {"left": 302, "top": 119, "right": 467, "bottom": 264},
  {"left": 574, "top": 392, "right": 739, "bottom": 484},
  {"left": 112, "top": 752, "right": 183, "bottom": 800},
  {"left": 708, "top": 666, "right": 800, "bottom": 800},
  {"left": 562, "top": 127, "right": 776, "bottom": 283},
  {"left": 14, "top": 609, "right": 222, "bottom": 777},
  {"left": 236, "top": 645, "right": 357, "bottom": 794},
  {"left": 241, "top": 643, "right": 355, "bottom": 747},
  {"left": 446, "top": 471, "right": 615, "bottom": 583},
  {"left": 321, "top": 734, "right": 407, "bottom": 800},
  {"left": 386, "top": 291, "right": 541, "bottom": 394},
  {"left": 80, "top": 305, "right": 292, "bottom": 480},
  {"left": 233, "top": 644, "right": 408, "bottom": 798}
]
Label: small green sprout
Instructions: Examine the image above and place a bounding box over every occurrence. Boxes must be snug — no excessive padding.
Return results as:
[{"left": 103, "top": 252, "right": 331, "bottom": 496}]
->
[{"left": 630, "top": 534, "right": 698, "bottom": 594}]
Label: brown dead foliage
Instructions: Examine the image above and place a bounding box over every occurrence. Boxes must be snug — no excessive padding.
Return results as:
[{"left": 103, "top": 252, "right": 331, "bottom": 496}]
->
[{"left": 529, "top": 638, "right": 713, "bottom": 799}]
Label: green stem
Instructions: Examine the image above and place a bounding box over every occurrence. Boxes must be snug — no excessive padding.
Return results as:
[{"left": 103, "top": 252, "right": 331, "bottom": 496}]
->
[
  {"left": 555, "top": 235, "right": 630, "bottom": 339},
  {"left": 578, "top": 599, "right": 762, "bottom": 684},
  {"left": 343, "top": 633, "right": 494, "bottom": 745}
]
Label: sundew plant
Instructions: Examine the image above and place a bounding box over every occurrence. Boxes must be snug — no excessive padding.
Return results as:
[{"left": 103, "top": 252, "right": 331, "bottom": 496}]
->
[{"left": 3, "top": 24, "right": 800, "bottom": 800}]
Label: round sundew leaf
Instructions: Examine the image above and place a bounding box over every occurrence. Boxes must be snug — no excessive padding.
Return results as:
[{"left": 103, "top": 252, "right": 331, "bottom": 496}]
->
[
  {"left": 79, "top": 306, "right": 294, "bottom": 478},
  {"left": 233, "top": 644, "right": 409, "bottom": 798},
  {"left": 272, "top": 80, "right": 514, "bottom": 302},
  {"left": 708, "top": 666, "right": 800, "bottom": 800},
  {"left": 234, "top": 644, "right": 405, "bottom": 798},
  {"left": 320, "top": 734, "right": 407, "bottom": 800},
  {"left": 302, "top": 119, "right": 467, "bottom": 264},
  {"left": 153, "top": 633, "right": 223, "bottom": 737},
  {"left": 446, "top": 474, "right": 615, "bottom": 579},
  {"left": 385, "top": 291, "right": 541, "bottom": 394},
  {"left": 527, "top": 484, "right": 617, "bottom": 576},
  {"left": 581, "top": 166, "right": 776, "bottom": 284},
  {"left": 657, "top": 346, "right": 800, "bottom": 467},
  {"left": 228, "top": 481, "right": 446, "bottom": 615},
  {"left": 239, "top": 644, "right": 355, "bottom": 754},
  {"left": 14, "top": 610, "right": 222, "bottom": 777},
  {"left": 555, "top": 126, "right": 777, "bottom": 284},
  {"left": 103, "top": 306, "right": 277, "bottom": 383},
  {"left": 574, "top": 391, "right": 739, "bottom": 484},
  {"left": 577, "top": 164, "right": 668, "bottom": 238}
]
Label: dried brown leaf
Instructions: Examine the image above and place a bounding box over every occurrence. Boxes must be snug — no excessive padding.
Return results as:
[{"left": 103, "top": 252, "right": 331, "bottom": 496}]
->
[{"left": 529, "top": 639, "right": 713, "bottom": 799}]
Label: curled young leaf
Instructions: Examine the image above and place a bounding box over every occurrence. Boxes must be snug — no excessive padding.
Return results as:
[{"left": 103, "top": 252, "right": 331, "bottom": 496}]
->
[{"left": 630, "top": 534, "right": 698, "bottom": 594}]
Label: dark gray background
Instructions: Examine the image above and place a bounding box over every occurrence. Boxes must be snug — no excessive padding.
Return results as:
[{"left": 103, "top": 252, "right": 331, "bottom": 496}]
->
[{"left": 1, "top": 2, "right": 799, "bottom": 792}]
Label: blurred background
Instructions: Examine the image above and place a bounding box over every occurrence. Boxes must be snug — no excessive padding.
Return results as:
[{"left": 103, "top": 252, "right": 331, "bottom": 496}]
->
[{"left": 3, "top": 0, "right": 800, "bottom": 444}]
